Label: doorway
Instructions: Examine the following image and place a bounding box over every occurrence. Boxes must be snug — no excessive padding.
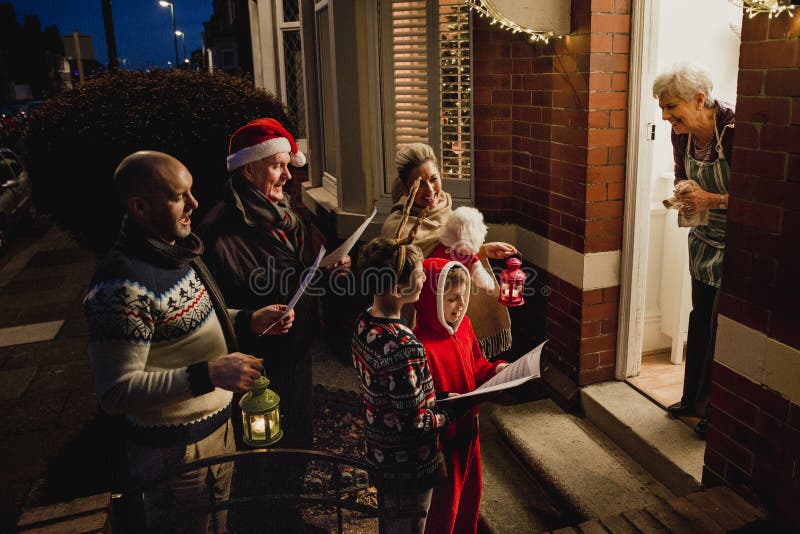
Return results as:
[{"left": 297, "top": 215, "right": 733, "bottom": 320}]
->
[{"left": 618, "top": 0, "right": 741, "bottom": 410}]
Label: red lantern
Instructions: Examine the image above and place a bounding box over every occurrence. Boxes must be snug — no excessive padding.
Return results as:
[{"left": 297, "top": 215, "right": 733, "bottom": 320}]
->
[{"left": 498, "top": 257, "right": 526, "bottom": 307}]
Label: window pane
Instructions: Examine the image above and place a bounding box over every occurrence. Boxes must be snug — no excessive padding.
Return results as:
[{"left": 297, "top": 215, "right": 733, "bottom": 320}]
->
[
  {"left": 438, "top": 0, "right": 470, "bottom": 181},
  {"left": 283, "top": 29, "right": 306, "bottom": 137},
  {"left": 382, "top": 0, "right": 472, "bottom": 188},
  {"left": 317, "top": 7, "right": 338, "bottom": 176},
  {"left": 221, "top": 48, "right": 235, "bottom": 67},
  {"left": 283, "top": 0, "right": 299, "bottom": 22}
]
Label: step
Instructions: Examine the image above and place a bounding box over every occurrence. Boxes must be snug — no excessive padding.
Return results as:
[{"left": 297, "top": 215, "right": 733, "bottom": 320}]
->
[
  {"left": 581, "top": 381, "right": 705, "bottom": 496},
  {"left": 545, "top": 485, "right": 767, "bottom": 533},
  {"left": 16, "top": 493, "right": 110, "bottom": 533},
  {"left": 485, "top": 398, "right": 673, "bottom": 520},
  {"left": 478, "top": 411, "right": 566, "bottom": 533}
]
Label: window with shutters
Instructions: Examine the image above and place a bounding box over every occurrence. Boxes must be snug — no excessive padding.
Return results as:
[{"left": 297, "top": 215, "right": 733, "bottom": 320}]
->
[
  {"left": 293, "top": 0, "right": 473, "bottom": 212},
  {"left": 379, "top": 0, "right": 472, "bottom": 200}
]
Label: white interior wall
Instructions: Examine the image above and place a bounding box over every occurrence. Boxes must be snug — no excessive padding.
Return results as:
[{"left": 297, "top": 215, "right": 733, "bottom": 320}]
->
[
  {"left": 641, "top": 0, "right": 742, "bottom": 355},
  {"left": 650, "top": 0, "right": 743, "bottom": 192}
]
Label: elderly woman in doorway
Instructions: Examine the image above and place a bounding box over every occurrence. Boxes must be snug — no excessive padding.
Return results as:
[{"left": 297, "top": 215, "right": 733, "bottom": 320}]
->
[
  {"left": 653, "top": 61, "right": 734, "bottom": 439},
  {"left": 380, "top": 142, "right": 518, "bottom": 359}
]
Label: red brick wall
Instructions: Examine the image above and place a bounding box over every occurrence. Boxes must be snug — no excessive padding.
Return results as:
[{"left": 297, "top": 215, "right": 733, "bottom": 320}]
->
[
  {"left": 545, "top": 274, "right": 619, "bottom": 385},
  {"left": 474, "top": 0, "right": 629, "bottom": 253},
  {"left": 705, "top": 364, "right": 800, "bottom": 527},
  {"left": 473, "top": 0, "right": 628, "bottom": 384},
  {"left": 473, "top": 17, "right": 513, "bottom": 223},
  {"left": 718, "top": 13, "right": 800, "bottom": 350},
  {"left": 704, "top": 13, "right": 800, "bottom": 527}
]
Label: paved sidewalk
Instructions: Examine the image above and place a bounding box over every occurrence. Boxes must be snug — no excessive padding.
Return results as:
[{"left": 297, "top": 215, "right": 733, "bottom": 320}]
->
[{"left": 0, "top": 226, "right": 99, "bottom": 533}]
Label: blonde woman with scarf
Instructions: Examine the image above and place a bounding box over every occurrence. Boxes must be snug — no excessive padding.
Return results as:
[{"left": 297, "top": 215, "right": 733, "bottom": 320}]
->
[{"left": 380, "top": 143, "right": 517, "bottom": 359}]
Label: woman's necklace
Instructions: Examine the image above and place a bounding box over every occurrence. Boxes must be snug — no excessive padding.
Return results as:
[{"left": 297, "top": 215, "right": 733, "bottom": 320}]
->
[
  {"left": 693, "top": 134, "right": 714, "bottom": 162},
  {"left": 692, "top": 108, "right": 717, "bottom": 161}
]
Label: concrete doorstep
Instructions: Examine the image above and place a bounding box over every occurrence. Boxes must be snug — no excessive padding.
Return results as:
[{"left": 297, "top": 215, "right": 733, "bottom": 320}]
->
[
  {"left": 483, "top": 398, "right": 674, "bottom": 523},
  {"left": 581, "top": 381, "right": 705, "bottom": 496},
  {"left": 479, "top": 411, "right": 566, "bottom": 533}
]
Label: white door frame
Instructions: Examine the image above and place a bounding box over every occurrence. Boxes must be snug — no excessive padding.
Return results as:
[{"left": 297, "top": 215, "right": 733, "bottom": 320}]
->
[{"left": 615, "top": 0, "right": 660, "bottom": 380}]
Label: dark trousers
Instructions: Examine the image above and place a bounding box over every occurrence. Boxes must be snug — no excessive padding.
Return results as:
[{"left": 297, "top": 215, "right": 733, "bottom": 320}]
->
[{"left": 681, "top": 279, "right": 720, "bottom": 418}]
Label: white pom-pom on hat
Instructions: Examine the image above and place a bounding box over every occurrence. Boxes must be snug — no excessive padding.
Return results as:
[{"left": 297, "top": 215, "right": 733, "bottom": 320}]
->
[{"left": 440, "top": 206, "right": 488, "bottom": 255}]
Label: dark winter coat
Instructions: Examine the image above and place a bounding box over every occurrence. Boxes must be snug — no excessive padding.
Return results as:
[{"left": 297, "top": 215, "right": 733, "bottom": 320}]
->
[{"left": 198, "top": 176, "right": 314, "bottom": 449}]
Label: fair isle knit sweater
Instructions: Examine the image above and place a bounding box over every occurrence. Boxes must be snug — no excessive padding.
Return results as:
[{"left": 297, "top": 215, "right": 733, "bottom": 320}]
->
[
  {"left": 84, "top": 244, "right": 243, "bottom": 448},
  {"left": 352, "top": 308, "right": 449, "bottom": 491}
]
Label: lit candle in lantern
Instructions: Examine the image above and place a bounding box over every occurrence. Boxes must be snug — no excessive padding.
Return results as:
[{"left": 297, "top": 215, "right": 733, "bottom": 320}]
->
[{"left": 251, "top": 415, "right": 266, "bottom": 435}]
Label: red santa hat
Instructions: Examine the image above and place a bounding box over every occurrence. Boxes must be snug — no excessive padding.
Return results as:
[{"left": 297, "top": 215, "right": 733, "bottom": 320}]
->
[{"left": 226, "top": 117, "right": 306, "bottom": 172}]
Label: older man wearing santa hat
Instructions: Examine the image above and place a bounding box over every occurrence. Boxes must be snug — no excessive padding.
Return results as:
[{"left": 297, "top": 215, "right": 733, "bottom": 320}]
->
[{"left": 199, "top": 118, "right": 349, "bottom": 528}]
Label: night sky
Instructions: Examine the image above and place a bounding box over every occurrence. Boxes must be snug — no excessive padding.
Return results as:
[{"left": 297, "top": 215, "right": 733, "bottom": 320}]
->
[{"left": 9, "top": 0, "right": 214, "bottom": 71}]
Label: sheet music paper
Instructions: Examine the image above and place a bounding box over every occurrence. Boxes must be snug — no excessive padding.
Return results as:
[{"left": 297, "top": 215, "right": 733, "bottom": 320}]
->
[
  {"left": 259, "top": 246, "right": 326, "bottom": 336},
  {"left": 319, "top": 207, "right": 377, "bottom": 268},
  {"left": 438, "top": 340, "right": 546, "bottom": 404}
]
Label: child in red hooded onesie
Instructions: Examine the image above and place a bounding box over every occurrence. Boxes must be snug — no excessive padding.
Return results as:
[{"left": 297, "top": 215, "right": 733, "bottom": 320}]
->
[{"left": 414, "top": 258, "right": 509, "bottom": 534}]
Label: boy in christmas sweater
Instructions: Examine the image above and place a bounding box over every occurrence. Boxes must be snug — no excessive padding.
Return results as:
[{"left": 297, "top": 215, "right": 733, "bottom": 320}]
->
[{"left": 352, "top": 237, "right": 456, "bottom": 534}]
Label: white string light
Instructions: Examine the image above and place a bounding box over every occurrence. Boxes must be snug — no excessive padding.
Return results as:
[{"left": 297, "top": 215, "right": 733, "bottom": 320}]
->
[
  {"left": 728, "top": 0, "right": 796, "bottom": 18},
  {"left": 463, "top": 0, "right": 555, "bottom": 43}
]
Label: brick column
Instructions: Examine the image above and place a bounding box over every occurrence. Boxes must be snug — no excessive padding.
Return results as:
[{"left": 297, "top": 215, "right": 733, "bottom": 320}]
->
[
  {"left": 702, "top": 12, "right": 800, "bottom": 529},
  {"left": 473, "top": 0, "right": 630, "bottom": 386}
]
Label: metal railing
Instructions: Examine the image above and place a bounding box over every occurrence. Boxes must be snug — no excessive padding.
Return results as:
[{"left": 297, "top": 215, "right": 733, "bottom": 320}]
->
[{"left": 108, "top": 448, "right": 382, "bottom": 533}]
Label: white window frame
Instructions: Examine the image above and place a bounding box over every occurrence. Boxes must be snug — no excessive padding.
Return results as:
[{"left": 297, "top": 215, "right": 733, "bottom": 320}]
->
[
  {"left": 314, "top": 0, "right": 340, "bottom": 198},
  {"left": 274, "top": 0, "right": 308, "bottom": 147}
]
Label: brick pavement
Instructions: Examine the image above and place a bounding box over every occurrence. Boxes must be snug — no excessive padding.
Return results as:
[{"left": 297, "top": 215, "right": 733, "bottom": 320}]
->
[{"left": 0, "top": 226, "right": 108, "bottom": 533}]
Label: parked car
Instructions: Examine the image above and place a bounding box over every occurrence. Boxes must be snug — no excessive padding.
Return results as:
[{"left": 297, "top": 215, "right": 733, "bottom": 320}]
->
[{"left": 0, "top": 147, "right": 35, "bottom": 255}]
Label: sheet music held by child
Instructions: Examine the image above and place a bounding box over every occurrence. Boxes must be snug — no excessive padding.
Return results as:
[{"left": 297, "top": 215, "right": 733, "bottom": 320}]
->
[{"left": 438, "top": 340, "right": 546, "bottom": 403}]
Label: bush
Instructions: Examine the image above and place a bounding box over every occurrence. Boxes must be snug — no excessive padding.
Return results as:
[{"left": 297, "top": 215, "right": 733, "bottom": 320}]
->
[{"left": 20, "top": 69, "right": 292, "bottom": 252}]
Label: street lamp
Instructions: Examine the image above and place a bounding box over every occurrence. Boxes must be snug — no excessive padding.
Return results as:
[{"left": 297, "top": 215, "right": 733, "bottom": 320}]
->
[
  {"left": 175, "top": 30, "right": 188, "bottom": 65},
  {"left": 158, "top": 1, "right": 179, "bottom": 68}
]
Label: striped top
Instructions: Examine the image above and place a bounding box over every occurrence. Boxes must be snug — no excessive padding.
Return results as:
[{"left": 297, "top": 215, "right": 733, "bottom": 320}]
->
[{"left": 672, "top": 101, "right": 735, "bottom": 288}]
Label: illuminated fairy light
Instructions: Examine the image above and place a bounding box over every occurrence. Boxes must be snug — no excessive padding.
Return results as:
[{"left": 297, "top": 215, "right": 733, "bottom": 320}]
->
[
  {"left": 729, "top": 0, "right": 796, "bottom": 18},
  {"left": 463, "top": 0, "right": 555, "bottom": 43}
]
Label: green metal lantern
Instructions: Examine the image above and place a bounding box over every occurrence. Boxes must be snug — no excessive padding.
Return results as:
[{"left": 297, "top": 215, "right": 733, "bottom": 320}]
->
[{"left": 239, "top": 375, "right": 283, "bottom": 447}]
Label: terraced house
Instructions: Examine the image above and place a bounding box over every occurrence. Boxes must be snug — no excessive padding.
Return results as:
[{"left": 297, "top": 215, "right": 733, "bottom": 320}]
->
[{"left": 246, "top": 0, "right": 800, "bottom": 529}]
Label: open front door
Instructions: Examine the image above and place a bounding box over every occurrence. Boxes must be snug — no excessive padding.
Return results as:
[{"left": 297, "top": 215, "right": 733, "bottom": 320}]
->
[
  {"left": 617, "top": 0, "right": 660, "bottom": 380},
  {"left": 618, "top": 0, "right": 742, "bottom": 382}
]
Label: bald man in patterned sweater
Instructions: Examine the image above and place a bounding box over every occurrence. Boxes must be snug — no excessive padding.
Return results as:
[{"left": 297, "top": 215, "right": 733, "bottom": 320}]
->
[{"left": 84, "top": 151, "right": 293, "bottom": 532}]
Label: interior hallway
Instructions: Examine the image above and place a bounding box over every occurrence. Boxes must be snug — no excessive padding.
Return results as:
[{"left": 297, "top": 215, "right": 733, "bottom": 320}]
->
[{"left": 627, "top": 350, "right": 701, "bottom": 429}]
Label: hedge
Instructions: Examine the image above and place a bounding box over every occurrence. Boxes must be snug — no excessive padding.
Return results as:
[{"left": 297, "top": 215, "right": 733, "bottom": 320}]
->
[{"left": 21, "top": 69, "right": 292, "bottom": 252}]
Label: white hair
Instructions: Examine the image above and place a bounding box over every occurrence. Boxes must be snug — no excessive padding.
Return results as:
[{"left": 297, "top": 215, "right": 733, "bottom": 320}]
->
[
  {"left": 652, "top": 60, "right": 716, "bottom": 108},
  {"left": 440, "top": 206, "right": 487, "bottom": 254}
]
